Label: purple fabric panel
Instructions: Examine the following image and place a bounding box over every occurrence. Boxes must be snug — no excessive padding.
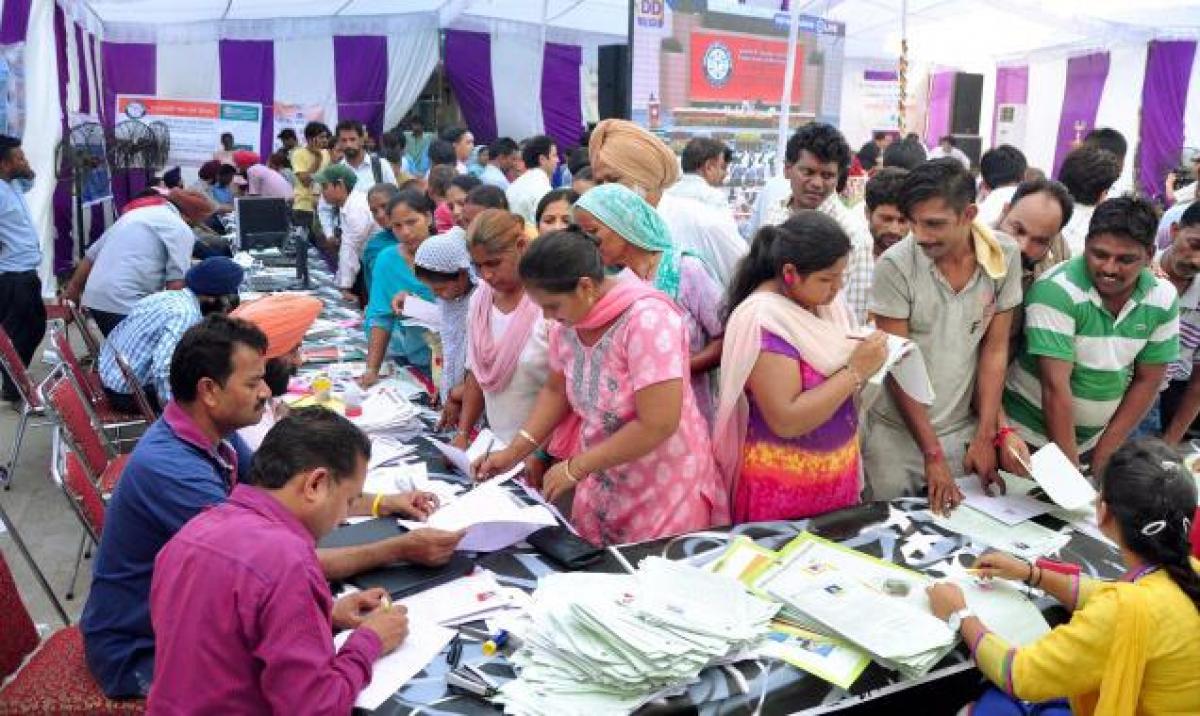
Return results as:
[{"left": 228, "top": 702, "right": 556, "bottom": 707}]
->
[
  {"left": 541, "top": 43, "right": 582, "bottom": 149},
  {"left": 991, "top": 65, "right": 1028, "bottom": 146},
  {"left": 333, "top": 36, "right": 387, "bottom": 139},
  {"left": 925, "top": 71, "right": 955, "bottom": 147},
  {"left": 0, "top": 0, "right": 30, "bottom": 44},
  {"left": 53, "top": 6, "right": 73, "bottom": 273},
  {"left": 74, "top": 24, "right": 90, "bottom": 116},
  {"left": 102, "top": 41, "right": 156, "bottom": 210},
  {"left": 219, "top": 39, "right": 274, "bottom": 157},
  {"left": 864, "top": 69, "right": 898, "bottom": 81},
  {"left": 444, "top": 30, "right": 496, "bottom": 143},
  {"left": 1138, "top": 40, "right": 1198, "bottom": 201},
  {"left": 1051, "top": 53, "right": 1110, "bottom": 177}
]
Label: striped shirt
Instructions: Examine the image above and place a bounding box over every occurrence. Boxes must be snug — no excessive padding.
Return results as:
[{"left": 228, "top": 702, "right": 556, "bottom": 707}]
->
[
  {"left": 1155, "top": 250, "right": 1200, "bottom": 383},
  {"left": 1003, "top": 257, "right": 1179, "bottom": 449},
  {"left": 99, "top": 289, "right": 203, "bottom": 402}
]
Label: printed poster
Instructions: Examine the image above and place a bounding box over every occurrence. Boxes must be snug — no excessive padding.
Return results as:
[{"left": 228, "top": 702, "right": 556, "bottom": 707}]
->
[{"left": 115, "top": 95, "right": 263, "bottom": 168}]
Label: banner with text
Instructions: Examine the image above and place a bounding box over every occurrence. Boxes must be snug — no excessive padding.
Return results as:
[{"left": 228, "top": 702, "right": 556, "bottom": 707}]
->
[
  {"left": 689, "top": 31, "right": 806, "bottom": 104},
  {"left": 115, "top": 95, "right": 263, "bottom": 167}
]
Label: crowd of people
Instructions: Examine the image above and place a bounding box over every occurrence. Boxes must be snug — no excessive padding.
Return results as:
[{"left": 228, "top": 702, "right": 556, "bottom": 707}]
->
[{"left": 0, "top": 106, "right": 1198, "bottom": 714}]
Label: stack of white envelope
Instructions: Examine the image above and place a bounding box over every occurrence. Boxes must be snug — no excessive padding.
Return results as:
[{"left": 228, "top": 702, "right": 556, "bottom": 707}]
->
[
  {"left": 497, "top": 557, "right": 778, "bottom": 716},
  {"left": 348, "top": 383, "right": 425, "bottom": 440}
]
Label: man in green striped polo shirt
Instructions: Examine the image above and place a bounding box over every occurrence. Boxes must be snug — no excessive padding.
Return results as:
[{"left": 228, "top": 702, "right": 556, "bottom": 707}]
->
[{"left": 1003, "top": 196, "right": 1178, "bottom": 477}]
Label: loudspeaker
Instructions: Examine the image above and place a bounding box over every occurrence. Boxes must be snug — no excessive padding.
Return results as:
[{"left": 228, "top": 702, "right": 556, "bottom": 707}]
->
[
  {"left": 950, "top": 72, "right": 984, "bottom": 135},
  {"left": 598, "top": 44, "right": 630, "bottom": 120},
  {"left": 951, "top": 134, "right": 982, "bottom": 169}
]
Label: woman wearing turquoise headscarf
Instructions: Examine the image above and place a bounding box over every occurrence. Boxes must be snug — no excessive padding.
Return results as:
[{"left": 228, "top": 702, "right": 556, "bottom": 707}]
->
[{"left": 574, "top": 182, "right": 725, "bottom": 424}]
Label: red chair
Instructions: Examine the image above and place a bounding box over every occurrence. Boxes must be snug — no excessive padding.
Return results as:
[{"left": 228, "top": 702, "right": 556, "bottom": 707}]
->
[
  {"left": 39, "top": 364, "right": 130, "bottom": 497},
  {"left": 0, "top": 547, "right": 145, "bottom": 714},
  {"left": 111, "top": 350, "right": 158, "bottom": 423},
  {"left": 66, "top": 300, "right": 104, "bottom": 366},
  {"left": 48, "top": 326, "right": 144, "bottom": 431},
  {"left": 40, "top": 365, "right": 119, "bottom": 600},
  {"left": 0, "top": 327, "right": 52, "bottom": 490}
]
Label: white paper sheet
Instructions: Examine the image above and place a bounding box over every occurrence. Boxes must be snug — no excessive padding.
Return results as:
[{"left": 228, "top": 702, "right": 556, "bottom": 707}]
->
[
  {"left": 929, "top": 505, "right": 1070, "bottom": 560},
  {"left": 399, "top": 480, "right": 557, "bottom": 552},
  {"left": 334, "top": 620, "right": 455, "bottom": 710},
  {"left": 956, "top": 474, "right": 1054, "bottom": 526},
  {"left": 426, "top": 430, "right": 522, "bottom": 482},
  {"left": 1029, "top": 442, "right": 1097, "bottom": 511},
  {"left": 954, "top": 577, "right": 1050, "bottom": 646},
  {"left": 399, "top": 569, "right": 517, "bottom": 626},
  {"left": 864, "top": 335, "right": 935, "bottom": 405},
  {"left": 400, "top": 294, "right": 442, "bottom": 331}
]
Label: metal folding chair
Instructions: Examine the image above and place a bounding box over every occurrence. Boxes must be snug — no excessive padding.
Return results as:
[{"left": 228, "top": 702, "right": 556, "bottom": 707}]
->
[
  {"left": 0, "top": 327, "right": 53, "bottom": 489},
  {"left": 66, "top": 299, "right": 104, "bottom": 365},
  {"left": 48, "top": 325, "right": 145, "bottom": 439}
]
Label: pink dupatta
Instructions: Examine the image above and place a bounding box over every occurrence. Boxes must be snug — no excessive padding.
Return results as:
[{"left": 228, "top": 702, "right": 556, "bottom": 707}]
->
[
  {"left": 467, "top": 283, "right": 541, "bottom": 393},
  {"left": 710, "top": 290, "right": 860, "bottom": 512}
]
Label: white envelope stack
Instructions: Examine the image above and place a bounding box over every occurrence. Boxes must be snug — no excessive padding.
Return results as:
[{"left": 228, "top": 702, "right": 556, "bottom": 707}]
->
[{"left": 498, "top": 557, "right": 778, "bottom": 715}]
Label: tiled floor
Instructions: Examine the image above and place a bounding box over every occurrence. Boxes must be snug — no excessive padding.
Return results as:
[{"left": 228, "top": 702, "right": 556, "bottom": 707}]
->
[{"left": 0, "top": 334, "right": 94, "bottom": 628}]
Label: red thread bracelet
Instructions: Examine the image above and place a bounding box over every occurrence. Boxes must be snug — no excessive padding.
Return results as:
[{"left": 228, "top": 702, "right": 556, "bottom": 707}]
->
[{"left": 993, "top": 426, "right": 1017, "bottom": 449}]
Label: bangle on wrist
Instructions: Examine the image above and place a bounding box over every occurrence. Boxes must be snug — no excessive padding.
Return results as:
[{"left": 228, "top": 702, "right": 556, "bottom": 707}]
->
[
  {"left": 563, "top": 459, "right": 579, "bottom": 484},
  {"left": 370, "top": 493, "right": 386, "bottom": 518},
  {"left": 844, "top": 365, "right": 863, "bottom": 390},
  {"left": 517, "top": 429, "right": 540, "bottom": 448},
  {"left": 922, "top": 445, "right": 944, "bottom": 463}
]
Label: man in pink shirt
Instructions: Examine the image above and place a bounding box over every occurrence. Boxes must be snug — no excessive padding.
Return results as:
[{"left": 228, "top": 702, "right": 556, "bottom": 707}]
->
[
  {"left": 149, "top": 408, "right": 409, "bottom": 714},
  {"left": 235, "top": 150, "right": 294, "bottom": 201}
]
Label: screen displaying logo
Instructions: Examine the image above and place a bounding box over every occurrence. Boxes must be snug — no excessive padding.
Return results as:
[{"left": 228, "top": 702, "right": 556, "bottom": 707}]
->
[
  {"left": 702, "top": 42, "right": 733, "bottom": 87},
  {"left": 124, "top": 100, "right": 146, "bottom": 119}
]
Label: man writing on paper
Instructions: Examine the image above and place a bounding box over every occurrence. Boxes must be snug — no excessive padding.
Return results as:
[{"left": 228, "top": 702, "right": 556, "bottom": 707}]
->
[
  {"left": 83, "top": 315, "right": 461, "bottom": 698},
  {"left": 1003, "top": 197, "right": 1179, "bottom": 477},
  {"left": 865, "top": 159, "right": 1029, "bottom": 514},
  {"left": 148, "top": 408, "right": 410, "bottom": 713}
]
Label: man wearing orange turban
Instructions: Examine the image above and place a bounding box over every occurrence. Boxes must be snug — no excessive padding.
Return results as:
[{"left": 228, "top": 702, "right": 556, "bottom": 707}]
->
[
  {"left": 587, "top": 119, "right": 747, "bottom": 285},
  {"left": 230, "top": 294, "right": 322, "bottom": 449}
]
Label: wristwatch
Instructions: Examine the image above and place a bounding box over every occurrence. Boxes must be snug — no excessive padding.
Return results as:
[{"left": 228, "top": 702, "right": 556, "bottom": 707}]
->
[{"left": 947, "top": 607, "right": 975, "bottom": 632}]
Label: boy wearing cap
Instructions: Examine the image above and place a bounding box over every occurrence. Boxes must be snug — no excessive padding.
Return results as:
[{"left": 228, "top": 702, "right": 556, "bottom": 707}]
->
[
  {"left": 97, "top": 256, "right": 245, "bottom": 414},
  {"left": 314, "top": 163, "right": 374, "bottom": 306}
]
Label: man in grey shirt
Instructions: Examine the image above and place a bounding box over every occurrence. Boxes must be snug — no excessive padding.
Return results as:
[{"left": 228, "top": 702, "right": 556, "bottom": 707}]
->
[{"left": 64, "top": 189, "right": 211, "bottom": 335}]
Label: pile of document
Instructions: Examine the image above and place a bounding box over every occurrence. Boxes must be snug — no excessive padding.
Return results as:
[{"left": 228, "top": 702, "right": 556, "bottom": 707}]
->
[
  {"left": 497, "top": 557, "right": 777, "bottom": 715},
  {"left": 750, "top": 534, "right": 954, "bottom": 679}
]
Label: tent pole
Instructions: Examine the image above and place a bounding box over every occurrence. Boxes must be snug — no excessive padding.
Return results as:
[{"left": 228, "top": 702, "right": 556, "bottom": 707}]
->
[
  {"left": 776, "top": 2, "right": 802, "bottom": 176},
  {"left": 898, "top": 0, "right": 908, "bottom": 134}
]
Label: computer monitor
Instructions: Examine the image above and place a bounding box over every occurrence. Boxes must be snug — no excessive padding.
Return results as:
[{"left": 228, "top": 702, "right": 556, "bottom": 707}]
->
[{"left": 235, "top": 196, "right": 290, "bottom": 251}]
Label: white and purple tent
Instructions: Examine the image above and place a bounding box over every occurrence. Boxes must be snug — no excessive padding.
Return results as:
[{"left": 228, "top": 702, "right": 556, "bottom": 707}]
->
[{"left": 9, "top": 0, "right": 1200, "bottom": 283}]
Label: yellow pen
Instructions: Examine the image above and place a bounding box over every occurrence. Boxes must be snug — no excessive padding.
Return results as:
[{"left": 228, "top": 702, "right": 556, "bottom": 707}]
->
[{"left": 380, "top": 594, "right": 392, "bottom": 611}]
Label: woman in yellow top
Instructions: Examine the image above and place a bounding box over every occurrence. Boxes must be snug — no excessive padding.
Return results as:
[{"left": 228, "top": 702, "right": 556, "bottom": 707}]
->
[{"left": 929, "top": 439, "right": 1200, "bottom": 716}]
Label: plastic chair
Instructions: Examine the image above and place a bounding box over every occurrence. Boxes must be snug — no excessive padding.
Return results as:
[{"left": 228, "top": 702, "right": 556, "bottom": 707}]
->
[
  {"left": 0, "top": 547, "right": 145, "bottom": 714},
  {"left": 0, "top": 326, "right": 53, "bottom": 489}
]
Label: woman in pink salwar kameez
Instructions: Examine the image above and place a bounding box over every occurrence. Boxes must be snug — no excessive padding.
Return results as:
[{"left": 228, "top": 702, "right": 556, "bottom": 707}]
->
[{"left": 476, "top": 229, "right": 725, "bottom": 545}]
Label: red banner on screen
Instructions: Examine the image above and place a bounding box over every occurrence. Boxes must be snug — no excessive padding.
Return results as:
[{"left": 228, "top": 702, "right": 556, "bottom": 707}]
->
[{"left": 689, "top": 31, "right": 805, "bottom": 104}]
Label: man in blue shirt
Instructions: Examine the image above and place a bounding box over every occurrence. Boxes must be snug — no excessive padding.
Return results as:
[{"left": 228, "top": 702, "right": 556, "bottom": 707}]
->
[
  {"left": 83, "top": 315, "right": 464, "bottom": 698},
  {"left": 0, "top": 135, "right": 44, "bottom": 404}
]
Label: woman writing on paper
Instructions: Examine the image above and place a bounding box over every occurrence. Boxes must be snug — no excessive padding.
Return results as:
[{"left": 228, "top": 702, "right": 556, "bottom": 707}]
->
[
  {"left": 573, "top": 183, "right": 725, "bottom": 424},
  {"left": 928, "top": 439, "right": 1200, "bottom": 716},
  {"left": 413, "top": 231, "right": 477, "bottom": 430},
  {"left": 712, "top": 213, "right": 888, "bottom": 523},
  {"left": 475, "top": 229, "right": 724, "bottom": 545},
  {"left": 361, "top": 189, "right": 438, "bottom": 387},
  {"left": 453, "top": 209, "right": 550, "bottom": 452}
]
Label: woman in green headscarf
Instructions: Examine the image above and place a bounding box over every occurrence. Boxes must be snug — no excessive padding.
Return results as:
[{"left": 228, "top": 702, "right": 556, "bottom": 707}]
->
[{"left": 574, "top": 183, "right": 725, "bottom": 424}]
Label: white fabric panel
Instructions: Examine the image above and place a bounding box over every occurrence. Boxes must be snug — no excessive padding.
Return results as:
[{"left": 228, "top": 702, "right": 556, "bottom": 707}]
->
[
  {"left": 491, "top": 25, "right": 544, "bottom": 140},
  {"left": 24, "top": 0, "right": 61, "bottom": 289},
  {"left": 84, "top": 29, "right": 100, "bottom": 117},
  {"left": 978, "top": 66, "right": 997, "bottom": 153},
  {"left": 1182, "top": 47, "right": 1200, "bottom": 153},
  {"left": 1023, "top": 56, "right": 1068, "bottom": 175},
  {"left": 383, "top": 25, "right": 439, "bottom": 131},
  {"left": 273, "top": 37, "right": 337, "bottom": 127},
  {"left": 156, "top": 40, "right": 220, "bottom": 100},
  {"left": 1094, "top": 43, "right": 1148, "bottom": 195},
  {"left": 63, "top": 17, "right": 81, "bottom": 115}
]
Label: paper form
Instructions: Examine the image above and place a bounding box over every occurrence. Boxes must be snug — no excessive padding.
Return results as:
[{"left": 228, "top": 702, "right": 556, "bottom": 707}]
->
[
  {"left": 956, "top": 474, "right": 1054, "bottom": 525},
  {"left": 1028, "top": 442, "right": 1097, "bottom": 511}
]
